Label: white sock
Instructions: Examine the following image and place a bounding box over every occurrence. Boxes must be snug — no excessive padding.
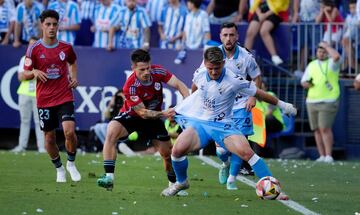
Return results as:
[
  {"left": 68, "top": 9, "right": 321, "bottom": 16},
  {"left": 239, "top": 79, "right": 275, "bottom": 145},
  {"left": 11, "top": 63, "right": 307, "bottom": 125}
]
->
[
  {"left": 67, "top": 161, "right": 75, "bottom": 167},
  {"left": 227, "top": 175, "right": 236, "bottom": 183},
  {"left": 56, "top": 166, "right": 65, "bottom": 172},
  {"left": 106, "top": 173, "right": 114, "bottom": 180}
]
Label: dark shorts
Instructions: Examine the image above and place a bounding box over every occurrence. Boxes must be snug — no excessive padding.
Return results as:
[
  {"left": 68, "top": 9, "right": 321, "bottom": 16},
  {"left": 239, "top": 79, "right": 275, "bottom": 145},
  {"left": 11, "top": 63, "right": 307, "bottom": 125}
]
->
[
  {"left": 252, "top": 2, "right": 282, "bottom": 27},
  {"left": 38, "top": 102, "right": 75, "bottom": 131},
  {"left": 113, "top": 112, "right": 170, "bottom": 141}
]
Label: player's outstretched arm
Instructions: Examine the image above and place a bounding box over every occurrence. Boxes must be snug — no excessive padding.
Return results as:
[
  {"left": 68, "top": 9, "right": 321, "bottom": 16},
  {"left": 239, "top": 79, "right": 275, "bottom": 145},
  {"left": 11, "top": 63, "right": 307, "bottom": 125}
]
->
[
  {"left": 166, "top": 75, "right": 190, "bottom": 98},
  {"left": 132, "top": 102, "right": 171, "bottom": 119},
  {"left": 255, "top": 89, "right": 297, "bottom": 116}
]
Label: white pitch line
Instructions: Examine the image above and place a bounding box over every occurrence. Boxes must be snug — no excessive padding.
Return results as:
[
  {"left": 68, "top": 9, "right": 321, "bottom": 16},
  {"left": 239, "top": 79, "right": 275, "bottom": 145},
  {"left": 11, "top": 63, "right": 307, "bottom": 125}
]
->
[{"left": 196, "top": 155, "right": 320, "bottom": 215}]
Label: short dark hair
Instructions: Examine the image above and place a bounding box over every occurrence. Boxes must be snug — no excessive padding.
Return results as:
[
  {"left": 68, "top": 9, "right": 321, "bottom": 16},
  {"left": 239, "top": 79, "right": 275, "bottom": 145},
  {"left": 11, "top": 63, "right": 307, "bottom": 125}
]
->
[
  {"left": 220, "top": 22, "right": 238, "bottom": 32},
  {"left": 131, "top": 49, "right": 151, "bottom": 64},
  {"left": 204, "top": 47, "right": 224, "bottom": 64},
  {"left": 39, "top": 10, "right": 59, "bottom": 23},
  {"left": 188, "top": 0, "right": 202, "bottom": 8}
]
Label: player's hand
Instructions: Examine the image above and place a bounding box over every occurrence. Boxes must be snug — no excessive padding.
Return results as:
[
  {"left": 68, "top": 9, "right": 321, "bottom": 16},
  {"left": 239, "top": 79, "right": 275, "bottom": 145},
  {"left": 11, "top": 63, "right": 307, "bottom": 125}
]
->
[
  {"left": 162, "top": 108, "right": 176, "bottom": 118},
  {"left": 277, "top": 100, "right": 297, "bottom": 116},
  {"left": 33, "top": 69, "right": 47, "bottom": 83},
  {"left": 68, "top": 77, "right": 79, "bottom": 89},
  {"left": 245, "top": 96, "right": 256, "bottom": 112}
]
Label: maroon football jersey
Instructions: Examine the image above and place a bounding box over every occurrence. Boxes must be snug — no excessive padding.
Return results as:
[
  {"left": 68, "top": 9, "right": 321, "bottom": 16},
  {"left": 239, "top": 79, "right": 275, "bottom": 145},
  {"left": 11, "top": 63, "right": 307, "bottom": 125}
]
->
[
  {"left": 121, "top": 65, "right": 172, "bottom": 117},
  {"left": 24, "top": 40, "right": 77, "bottom": 108}
]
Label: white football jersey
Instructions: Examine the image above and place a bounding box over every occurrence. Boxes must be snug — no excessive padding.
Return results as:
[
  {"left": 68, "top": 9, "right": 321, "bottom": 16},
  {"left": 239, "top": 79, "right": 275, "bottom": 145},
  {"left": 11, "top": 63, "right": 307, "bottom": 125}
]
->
[
  {"left": 175, "top": 67, "right": 257, "bottom": 122},
  {"left": 219, "top": 44, "right": 261, "bottom": 110}
]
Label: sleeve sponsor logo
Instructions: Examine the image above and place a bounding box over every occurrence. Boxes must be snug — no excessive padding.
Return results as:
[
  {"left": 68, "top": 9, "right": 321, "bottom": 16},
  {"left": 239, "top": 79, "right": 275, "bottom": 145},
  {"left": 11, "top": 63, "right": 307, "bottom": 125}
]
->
[
  {"left": 24, "top": 58, "right": 32, "bottom": 67},
  {"left": 154, "top": 82, "right": 161, "bottom": 91}
]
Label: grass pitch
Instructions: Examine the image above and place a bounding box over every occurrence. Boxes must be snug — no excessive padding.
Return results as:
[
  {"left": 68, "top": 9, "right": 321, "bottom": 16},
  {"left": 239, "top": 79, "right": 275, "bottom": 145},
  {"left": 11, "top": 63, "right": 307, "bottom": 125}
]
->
[{"left": 0, "top": 150, "right": 359, "bottom": 215}]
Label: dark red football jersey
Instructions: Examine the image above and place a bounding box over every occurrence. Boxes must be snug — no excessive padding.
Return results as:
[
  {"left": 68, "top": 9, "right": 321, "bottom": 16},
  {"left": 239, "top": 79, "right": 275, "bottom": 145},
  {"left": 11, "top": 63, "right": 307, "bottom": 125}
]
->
[
  {"left": 24, "top": 40, "right": 77, "bottom": 108},
  {"left": 121, "top": 65, "right": 172, "bottom": 117}
]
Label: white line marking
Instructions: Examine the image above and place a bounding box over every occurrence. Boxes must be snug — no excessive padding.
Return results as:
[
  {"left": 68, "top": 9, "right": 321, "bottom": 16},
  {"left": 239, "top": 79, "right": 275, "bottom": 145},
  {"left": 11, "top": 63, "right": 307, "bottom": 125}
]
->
[{"left": 196, "top": 155, "right": 320, "bottom": 215}]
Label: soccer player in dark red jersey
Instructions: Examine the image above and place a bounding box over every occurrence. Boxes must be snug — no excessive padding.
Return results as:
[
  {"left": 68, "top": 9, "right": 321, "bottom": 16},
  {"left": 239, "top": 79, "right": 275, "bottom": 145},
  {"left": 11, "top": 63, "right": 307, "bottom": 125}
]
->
[
  {"left": 97, "top": 49, "right": 190, "bottom": 192},
  {"left": 23, "top": 10, "right": 81, "bottom": 183}
]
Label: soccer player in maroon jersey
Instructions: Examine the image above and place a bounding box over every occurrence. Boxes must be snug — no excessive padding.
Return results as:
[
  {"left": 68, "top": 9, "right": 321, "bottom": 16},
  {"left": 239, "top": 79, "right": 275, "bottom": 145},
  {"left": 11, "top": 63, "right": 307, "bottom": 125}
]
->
[
  {"left": 23, "top": 10, "right": 81, "bottom": 183},
  {"left": 97, "top": 49, "right": 190, "bottom": 192}
]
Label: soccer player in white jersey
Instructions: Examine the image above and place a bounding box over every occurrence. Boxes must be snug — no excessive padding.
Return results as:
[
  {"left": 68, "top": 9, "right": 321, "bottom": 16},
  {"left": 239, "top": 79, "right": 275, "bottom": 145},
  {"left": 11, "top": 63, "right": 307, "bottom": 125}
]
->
[
  {"left": 182, "top": 0, "right": 210, "bottom": 50},
  {"left": 214, "top": 22, "right": 262, "bottom": 190},
  {"left": 161, "top": 47, "right": 296, "bottom": 199},
  {"left": 91, "top": 0, "right": 122, "bottom": 48},
  {"left": 48, "top": 0, "right": 80, "bottom": 45},
  {"left": 158, "top": 0, "right": 187, "bottom": 50}
]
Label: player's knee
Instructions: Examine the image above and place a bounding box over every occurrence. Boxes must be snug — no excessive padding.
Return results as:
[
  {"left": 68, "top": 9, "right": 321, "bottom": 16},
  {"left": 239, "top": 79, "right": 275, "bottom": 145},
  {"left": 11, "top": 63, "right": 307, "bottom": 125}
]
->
[{"left": 64, "top": 129, "right": 76, "bottom": 141}]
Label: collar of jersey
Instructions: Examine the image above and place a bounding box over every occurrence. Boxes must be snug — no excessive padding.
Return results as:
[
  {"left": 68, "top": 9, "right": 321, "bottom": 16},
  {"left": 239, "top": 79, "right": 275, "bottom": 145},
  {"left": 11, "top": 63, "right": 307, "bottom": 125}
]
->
[
  {"left": 220, "top": 45, "right": 239, "bottom": 60},
  {"left": 206, "top": 68, "right": 226, "bottom": 83},
  {"left": 40, "top": 39, "right": 59, "bottom": 48}
]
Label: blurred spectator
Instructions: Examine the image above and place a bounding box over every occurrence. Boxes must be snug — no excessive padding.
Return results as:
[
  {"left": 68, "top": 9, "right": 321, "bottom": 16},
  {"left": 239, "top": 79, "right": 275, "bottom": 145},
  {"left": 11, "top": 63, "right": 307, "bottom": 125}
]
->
[
  {"left": 341, "top": 0, "right": 358, "bottom": 74},
  {"left": 75, "top": 0, "right": 99, "bottom": 46},
  {"left": 354, "top": 73, "right": 360, "bottom": 90},
  {"left": 301, "top": 41, "right": 341, "bottom": 163},
  {"left": 316, "top": 0, "right": 343, "bottom": 45},
  {"left": 48, "top": 0, "right": 80, "bottom": 45},
  {"left": 13, "top": 0, "right": 43, "bottom": 48},
  {"left": 11, "top": 36, "right": 45, "bottom": 153},
  {"left": 182, "top": 0, "right": 210, "bottom": 50},
  {"left": 244, "top": 0, "right": 289, "bottom": 66},
  {"left": 292, "top": 0, "right": 321, "bottom": 75},
  {"left": 146, "top": 0, "right": 167, "bottom": 23},
  {"left": 0, "top": 0, "right": 15, "bottom": 45},
  {"left": 92, "top": 89, "right": 125, "bottom": 145},
  {"left": 118, "top": 0, "right": 151, "bottom": 49},
  {"left": 158, "top": 0, "right": 187, "bottom": 50},
  {"left": 91, "top": 0, "right": 122, "bottom": 49},
  {"left": 207, "top": 0, "right": 246, "bottom": 24}
]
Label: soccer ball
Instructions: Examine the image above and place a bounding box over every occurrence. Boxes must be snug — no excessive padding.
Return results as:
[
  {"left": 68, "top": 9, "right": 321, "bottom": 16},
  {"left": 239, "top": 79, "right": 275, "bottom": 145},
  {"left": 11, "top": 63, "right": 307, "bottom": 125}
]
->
[{"left": 255, "top": 176, "right": 281, "bottom": 200}]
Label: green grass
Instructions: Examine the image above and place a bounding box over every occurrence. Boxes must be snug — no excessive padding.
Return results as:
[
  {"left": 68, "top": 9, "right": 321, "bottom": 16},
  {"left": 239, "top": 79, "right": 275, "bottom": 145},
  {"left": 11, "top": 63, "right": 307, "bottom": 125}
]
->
[{"left": 0, "top": 150, "right": 358, "bottom": 215}]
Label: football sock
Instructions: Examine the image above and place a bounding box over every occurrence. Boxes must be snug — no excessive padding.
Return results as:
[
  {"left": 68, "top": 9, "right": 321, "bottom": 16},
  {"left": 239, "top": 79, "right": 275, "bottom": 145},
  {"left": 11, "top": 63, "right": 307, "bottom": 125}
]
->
[
  {"left": 167, "top": 171, "right": 176, "bottom": 183},
  {"left": 104, "top": 160, "right": 115, "bottom": 174},
  {"left": 216, "top": 147, "right": 229, "bottom": 163},
  {"left": 248, "top": 154, "right": 272, "bottom": 178},
  {"left": 51, "top": 156, "right": 62, "bottom": 168},
  {"left": 227, "top": 175, "right": 236, "bottom": 183},
  {"left": 67, "top": 151, "right": 76, "bottom": 162},
  {"left": 171, "top": 155, "right": 188, "bottom": 183},
  {"left": 229, "top": 153, "right": 243, "bottom": 177}
]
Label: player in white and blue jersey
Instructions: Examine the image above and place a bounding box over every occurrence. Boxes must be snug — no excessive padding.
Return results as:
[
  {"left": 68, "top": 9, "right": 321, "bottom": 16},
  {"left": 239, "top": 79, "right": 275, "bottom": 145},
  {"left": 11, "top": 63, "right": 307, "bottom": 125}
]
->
[
  {"left": 158, "top": 0, "right": 187, "bottom": 49},
  {"left": 146, "top": 0, "right": 166, "bottom": 23},
  {"left": 0, "top": 0, "right": 15, "bottom": 45},
  {"left": 216, "top": 22, "right": 262, "bottom": 190},
  {"left": 13, "top": 0, "right": 43, "bottom": 47},
  {"left": 182, "top": 0, "right": 210, "bottom": 50},
  {"left": 48, "top": 0, "right": 80, "bottom": 45},
  {"left": 92, "top": 0, "right": 121, "bottom": 48},
  {"left": 118, "top": 0, "right": 151, "bottom": 49},
  {"left": 161, "top": 47, "right": 296, "bottom": 198}
]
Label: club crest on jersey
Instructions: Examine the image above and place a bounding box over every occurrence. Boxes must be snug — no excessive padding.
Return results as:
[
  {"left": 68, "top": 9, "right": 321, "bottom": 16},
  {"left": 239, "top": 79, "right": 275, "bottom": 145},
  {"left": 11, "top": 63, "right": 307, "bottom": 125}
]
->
[
  {"left": 59, "top": 51, "right": 65, "bottom": 61},
  {"left": 130, "top": 96, "right": 139, "bottom": 102},
  {"left": 24, "top": 58, "right": 32, "bottom": 67},
  {"left": 154, "top": 82, "right": 161, "bottom": 91}
]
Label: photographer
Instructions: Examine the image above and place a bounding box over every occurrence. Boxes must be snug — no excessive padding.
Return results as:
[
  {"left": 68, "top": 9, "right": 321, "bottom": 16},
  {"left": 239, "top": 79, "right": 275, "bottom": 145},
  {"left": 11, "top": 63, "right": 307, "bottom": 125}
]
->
[
  {"left": 92, "top": 90, "right": 125, "bottom": 146},
  {"left": 301, "top": 41, "right": 341, "bottom": 163}
]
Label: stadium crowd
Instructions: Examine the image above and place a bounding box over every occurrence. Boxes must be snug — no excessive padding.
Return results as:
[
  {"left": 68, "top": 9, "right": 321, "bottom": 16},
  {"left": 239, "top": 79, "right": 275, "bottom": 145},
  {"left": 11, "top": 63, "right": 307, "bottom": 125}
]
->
[{"left": 0, "top": 0, "right": 358, "bottom": 68}]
